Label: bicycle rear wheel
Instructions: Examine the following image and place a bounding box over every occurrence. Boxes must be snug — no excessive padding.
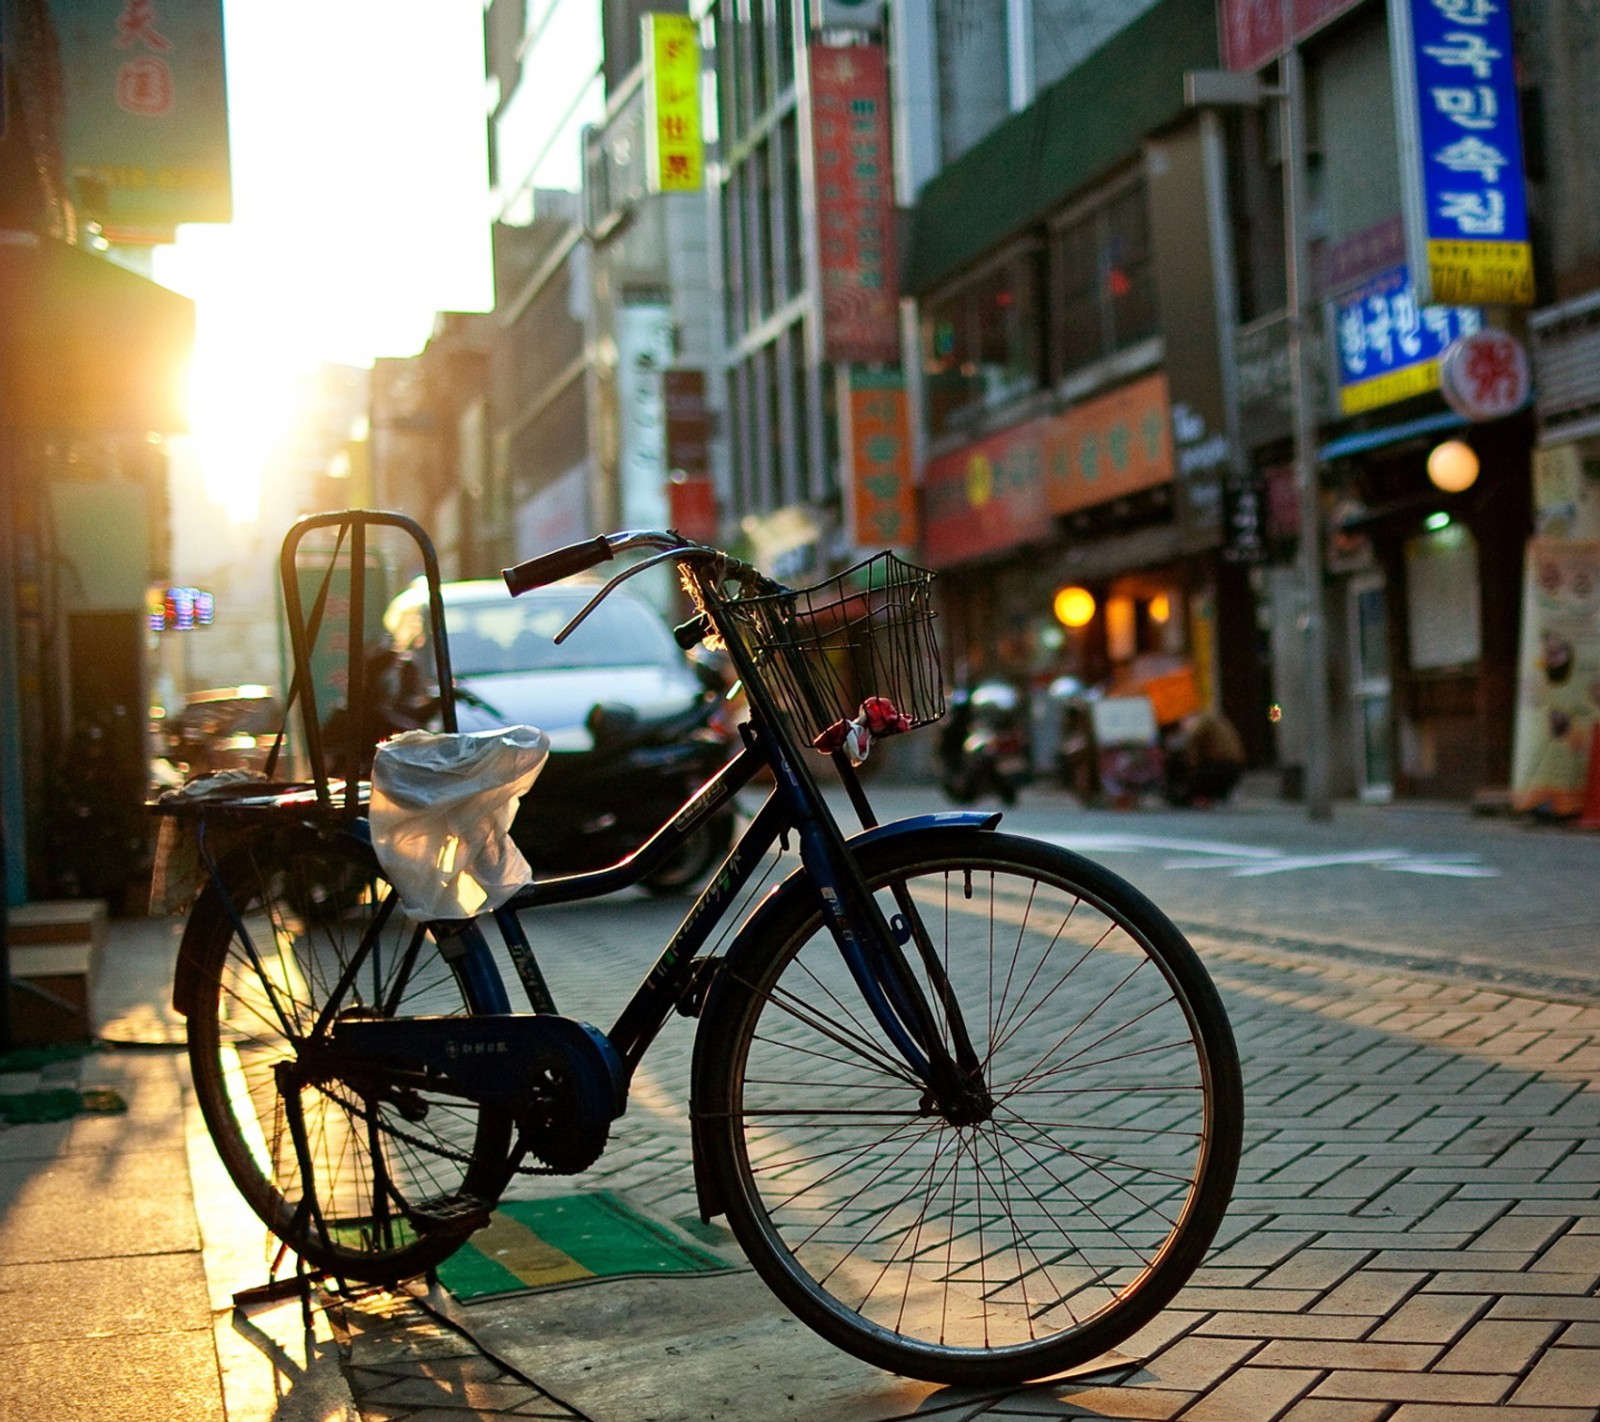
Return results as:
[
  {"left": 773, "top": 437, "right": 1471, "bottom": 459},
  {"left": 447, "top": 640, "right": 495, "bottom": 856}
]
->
[
  {"left": 184, "top": 822, "right": 515, "bottom": 1283},
  {"left": 698, "top": 828, "right": 1242, "bottom": 1386}
]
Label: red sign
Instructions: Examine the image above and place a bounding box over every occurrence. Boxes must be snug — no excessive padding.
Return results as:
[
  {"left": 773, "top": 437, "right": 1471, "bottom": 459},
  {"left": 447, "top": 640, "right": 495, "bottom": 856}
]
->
[
  {"left": 1219, "top": 0, "right": 1365, "bottom": 72},
  {"left": 667, "top": 475, "right": 719, "bottom": 544},
  {"left": 1439, "top": 330, "right": 1531, "bottom": 422},
  {"left": 810, "top": 44, "right": 899, "bottom": 364},
  {"left": 664, "top": 369, "right": 711, "bottom": 474},
  {"left": 922, "top": 374, "right": 1174, "bottom": 567},
  {"left": 847, "top": 370, "right": 917, "bottom": 549}
]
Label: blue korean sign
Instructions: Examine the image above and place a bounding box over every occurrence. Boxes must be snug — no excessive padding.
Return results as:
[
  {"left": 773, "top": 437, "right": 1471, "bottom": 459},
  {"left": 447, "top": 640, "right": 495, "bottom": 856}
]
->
[
  {"left": 1334, "top": 265, "right": 1482, "bottom": 415},
  {"left": 1391, "top": 0, "right": 1533, "bottom": 306}
]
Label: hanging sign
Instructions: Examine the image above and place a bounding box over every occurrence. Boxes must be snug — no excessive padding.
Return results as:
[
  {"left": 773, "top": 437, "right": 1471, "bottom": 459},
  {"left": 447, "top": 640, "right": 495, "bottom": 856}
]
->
[
  {"left": 810, "top": 43, "right": 899, "bottom": 364},
  {"left": 52, "top": 0, "right": 233, "bottom": 239},
  {"left": 644, "top": 12, "right": 703, "bottom": 192},
  {"left": 1334, "top": 265, "right": 1483, "bottom": 415},
  {"left": 845, "top": 368, "right": 916, "bottom": 550},
  {"left": 1390, "top": 0, "right": 1533, "bottom": 307},
  {"left": 1438, "top": 327, "right": 1530, "bottom": 421}
]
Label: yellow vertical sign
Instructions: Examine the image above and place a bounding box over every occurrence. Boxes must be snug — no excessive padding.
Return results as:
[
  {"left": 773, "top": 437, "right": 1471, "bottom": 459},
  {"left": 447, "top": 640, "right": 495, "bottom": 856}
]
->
[{"left": 645, "top": 13, "right": 702, "bottom": 193}]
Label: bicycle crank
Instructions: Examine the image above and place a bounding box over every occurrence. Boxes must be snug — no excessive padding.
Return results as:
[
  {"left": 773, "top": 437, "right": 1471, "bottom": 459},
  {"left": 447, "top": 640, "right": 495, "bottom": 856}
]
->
[{"left": 328, "top": 1013, "right": 627, "bottom": 1173}]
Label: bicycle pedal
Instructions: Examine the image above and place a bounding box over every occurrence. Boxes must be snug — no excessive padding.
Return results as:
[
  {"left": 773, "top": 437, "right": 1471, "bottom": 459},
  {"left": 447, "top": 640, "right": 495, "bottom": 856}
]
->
[{"left": 407, "top": 1192, "right": 493, "bottom": 1237}]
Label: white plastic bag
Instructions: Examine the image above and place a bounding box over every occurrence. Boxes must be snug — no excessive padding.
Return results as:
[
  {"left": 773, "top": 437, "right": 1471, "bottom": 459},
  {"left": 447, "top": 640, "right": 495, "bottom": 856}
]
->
[{"left": 370, "top": 726, "right": 551, "bottom": 919}]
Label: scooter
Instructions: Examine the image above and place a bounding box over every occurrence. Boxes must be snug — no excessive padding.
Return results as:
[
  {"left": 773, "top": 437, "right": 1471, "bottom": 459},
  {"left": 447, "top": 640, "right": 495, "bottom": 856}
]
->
[{"left": 938, "top": 680, "right": 1031, "bottom": 806}]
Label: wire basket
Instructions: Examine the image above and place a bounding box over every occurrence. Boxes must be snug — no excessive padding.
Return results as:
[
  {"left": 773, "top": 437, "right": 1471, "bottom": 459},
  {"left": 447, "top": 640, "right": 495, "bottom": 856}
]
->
[{"left": 723, "top": 552, "right": 945, "bottom": 748}]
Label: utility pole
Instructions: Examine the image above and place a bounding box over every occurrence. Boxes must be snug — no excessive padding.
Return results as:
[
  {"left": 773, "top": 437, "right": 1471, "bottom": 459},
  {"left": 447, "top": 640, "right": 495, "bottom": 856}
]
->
[
  {"left": 1280, "top": 35, "right": 1334, "bottom": 822},
  {"left": 1186, "top": 6, "right": 1335, "bottom": 822}
]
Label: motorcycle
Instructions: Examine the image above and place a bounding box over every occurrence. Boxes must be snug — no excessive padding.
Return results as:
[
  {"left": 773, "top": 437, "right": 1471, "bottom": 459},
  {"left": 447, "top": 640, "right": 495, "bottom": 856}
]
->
[{"left": 938, "top": 680, "right": 1031, "bottom": 806}]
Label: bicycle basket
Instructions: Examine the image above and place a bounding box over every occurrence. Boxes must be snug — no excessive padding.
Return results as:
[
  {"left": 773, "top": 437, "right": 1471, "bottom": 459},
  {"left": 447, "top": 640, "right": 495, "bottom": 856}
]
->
[{"left": 723, "top": 551, "right": 945, "bottom": 748}]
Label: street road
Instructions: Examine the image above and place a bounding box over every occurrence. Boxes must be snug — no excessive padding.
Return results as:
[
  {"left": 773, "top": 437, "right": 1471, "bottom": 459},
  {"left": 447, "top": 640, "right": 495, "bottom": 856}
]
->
[{"left": 853, "top": 781, "right": 1600, "bottom": 1001}]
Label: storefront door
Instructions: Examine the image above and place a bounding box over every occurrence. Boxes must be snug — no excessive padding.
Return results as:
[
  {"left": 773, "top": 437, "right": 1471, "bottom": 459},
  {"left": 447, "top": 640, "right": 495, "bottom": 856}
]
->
[{"left": 1349, "top": 573, "right": 1393, "bottom": 802}]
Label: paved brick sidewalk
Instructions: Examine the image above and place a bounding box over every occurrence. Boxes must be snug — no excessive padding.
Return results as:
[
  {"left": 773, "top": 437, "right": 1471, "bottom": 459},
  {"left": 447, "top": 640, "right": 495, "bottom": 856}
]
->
[{"left": 431, "top": 897, "right": 1600, "bottom": 1422}]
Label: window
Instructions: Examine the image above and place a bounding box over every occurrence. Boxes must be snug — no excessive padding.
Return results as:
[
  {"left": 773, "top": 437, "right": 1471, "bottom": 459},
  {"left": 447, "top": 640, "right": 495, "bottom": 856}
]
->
[
  {"left": 921, "top": 245, "right": 1044, "bottom": 436},
  {"left": 1050, "top": 176, "right": 1158, "bottom": 379}
]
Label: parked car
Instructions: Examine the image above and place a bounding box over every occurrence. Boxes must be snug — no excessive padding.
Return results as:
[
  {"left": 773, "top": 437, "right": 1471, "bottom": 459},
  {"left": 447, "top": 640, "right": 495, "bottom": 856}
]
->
[
  {"left": 154, "top": 685, "right": 284, "bottom": 784},
  {"left": 379, "top": 577, "right": 738, "bottom": 894}
]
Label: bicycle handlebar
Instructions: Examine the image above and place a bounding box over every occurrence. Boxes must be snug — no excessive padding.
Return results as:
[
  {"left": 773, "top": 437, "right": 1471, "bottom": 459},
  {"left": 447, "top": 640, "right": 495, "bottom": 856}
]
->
[
  {"left": 502, "top": 535, "right": 615, "bottom": 595},
  {"left": 503, "top": 530, "right": 783, "bottom": 647}
]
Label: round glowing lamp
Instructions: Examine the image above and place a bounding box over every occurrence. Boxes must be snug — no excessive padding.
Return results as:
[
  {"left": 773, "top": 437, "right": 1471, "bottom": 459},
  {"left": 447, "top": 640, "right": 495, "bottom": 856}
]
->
[
  {"left": 1053, "top": 586, "right": 1096, "bottom": 629},
  {"left": 1426, "top": 439, "right": 1479, "bottom": 493}
]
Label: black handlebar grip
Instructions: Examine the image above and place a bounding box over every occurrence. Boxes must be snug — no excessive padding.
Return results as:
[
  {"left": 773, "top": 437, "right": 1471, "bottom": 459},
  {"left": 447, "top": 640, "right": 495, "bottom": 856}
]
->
[
  {"left": 502, "top": 537, "right": 614, "bottom": 596},
  {"left": 673, "top": 613, "right": 711, "bottom": 649}
]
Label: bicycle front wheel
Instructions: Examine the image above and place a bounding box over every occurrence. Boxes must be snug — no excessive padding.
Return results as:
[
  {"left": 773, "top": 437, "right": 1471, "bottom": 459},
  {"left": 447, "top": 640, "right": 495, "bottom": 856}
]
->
[
  {"left": 183, "top": 822, "right": 515, "bottom": 1284},
  {"left": 698, "top": 828, "right": 1242, "bottom": 1386}
]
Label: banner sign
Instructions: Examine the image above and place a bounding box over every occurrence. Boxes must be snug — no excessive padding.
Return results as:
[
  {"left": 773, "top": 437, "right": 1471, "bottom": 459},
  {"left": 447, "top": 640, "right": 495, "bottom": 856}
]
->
[
  {"left": 1334, "top": 265, "right": 1482, "bottom": 415},
  {"left": 1511, "top": 538, "right": 1600, "bottom": 815},
  {"left": 52, "top": 0, "right": 232, "bottom": 238},
  {"left": 845, "top": 369, "right": 916, "bottom": 550},
  {"left": 923, "top": 374, "right": 1173, "bottom": 567},
  {"left": 1391, "top": 0, "right": 1533, "bottom": 306},
  {"left": 810, "top": 43, "right": 899, "bottom": 364},
  {"left": 1219, "top": 0, "right": 1364, "bottom": 72},
  {"left": 645, "top": 12, "right": 703, "bottom": 192}
]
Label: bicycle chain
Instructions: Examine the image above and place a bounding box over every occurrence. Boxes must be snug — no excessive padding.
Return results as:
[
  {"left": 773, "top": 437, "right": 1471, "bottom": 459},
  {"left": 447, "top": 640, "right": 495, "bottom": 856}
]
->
[{"left": 312, "top": 1080, "right": 558, "bottom": 1177}]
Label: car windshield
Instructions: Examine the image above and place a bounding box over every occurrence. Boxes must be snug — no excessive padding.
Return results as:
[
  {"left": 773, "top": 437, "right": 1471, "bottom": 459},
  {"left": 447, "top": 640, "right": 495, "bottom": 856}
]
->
[{"left": 443, "top": 594, "right": 681, "bottom": 677}]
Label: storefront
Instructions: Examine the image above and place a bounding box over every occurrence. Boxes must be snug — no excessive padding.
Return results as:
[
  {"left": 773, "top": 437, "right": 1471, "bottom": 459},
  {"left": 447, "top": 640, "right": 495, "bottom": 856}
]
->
[{"left": 920, "top": 370, "right": 1260, "bottom": 779}]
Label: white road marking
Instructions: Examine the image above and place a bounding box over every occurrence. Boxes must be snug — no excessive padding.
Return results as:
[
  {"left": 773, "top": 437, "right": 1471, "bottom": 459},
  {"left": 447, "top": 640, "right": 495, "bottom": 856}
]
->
[{"left": 1036, "top": 832, "right": 1499, "bottom": 879}]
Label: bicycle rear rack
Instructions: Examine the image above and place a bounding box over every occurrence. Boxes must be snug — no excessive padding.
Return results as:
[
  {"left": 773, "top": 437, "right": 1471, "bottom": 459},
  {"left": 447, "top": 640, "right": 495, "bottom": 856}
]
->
[{"left": 278, "top": 510, "right": 457, "bottom": 815}]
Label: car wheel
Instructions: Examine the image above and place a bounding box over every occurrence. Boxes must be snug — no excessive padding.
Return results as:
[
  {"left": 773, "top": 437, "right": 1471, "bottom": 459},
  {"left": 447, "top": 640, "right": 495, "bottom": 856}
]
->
[{"left": 641, "top": 811, "right": 734, "bottom": 897}]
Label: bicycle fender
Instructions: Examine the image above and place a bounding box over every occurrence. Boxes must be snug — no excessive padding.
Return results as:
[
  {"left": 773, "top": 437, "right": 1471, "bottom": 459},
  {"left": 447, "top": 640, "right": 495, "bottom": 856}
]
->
[{"left": 685, "top": 810, "right": 1000, "bottom": 1223}]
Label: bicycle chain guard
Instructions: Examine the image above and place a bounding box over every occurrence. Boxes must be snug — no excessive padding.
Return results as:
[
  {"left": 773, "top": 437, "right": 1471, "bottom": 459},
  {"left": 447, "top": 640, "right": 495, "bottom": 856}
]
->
[{"left": 328, "top": 1013, "right": 627, "bottom": 1175}]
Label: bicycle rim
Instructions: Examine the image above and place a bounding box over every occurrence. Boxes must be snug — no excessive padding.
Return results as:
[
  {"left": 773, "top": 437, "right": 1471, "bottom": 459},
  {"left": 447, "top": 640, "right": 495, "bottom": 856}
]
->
[
  {"left": 703, "top": 829, "right": 1241, "bottom": 1385},
  {"left": 185, "top": 824, "right": 514, "bottom": 1283}
]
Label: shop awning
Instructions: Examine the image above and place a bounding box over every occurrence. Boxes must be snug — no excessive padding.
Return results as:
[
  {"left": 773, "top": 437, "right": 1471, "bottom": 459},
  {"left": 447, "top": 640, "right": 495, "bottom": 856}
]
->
[
  {"left": 1317, "top": 410, "right": 1465, "bottom": 463},
  {"left": 0, "top": 233, "right": 194, "bottom": 432}
]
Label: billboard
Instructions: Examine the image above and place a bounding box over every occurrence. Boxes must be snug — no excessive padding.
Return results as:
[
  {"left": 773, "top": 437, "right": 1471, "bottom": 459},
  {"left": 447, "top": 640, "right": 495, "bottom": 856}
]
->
[
  {"left": 844, "top": 369, "right": 916, "bottom": 551},
  {"left": 922, "top": 374, "right": 1173, "bottom": 567},
  {"left": 1333, "top": 264, "right": 1482, "bottom": 415},
  {"left": 644, "top": 12, "right": 702, "bottom": 193},
  {"left": 52, "top": 0, "right": 232, "bottom": 239},
  {"left": 810, "top": 43, "right": 899, "bottom": 364},
  {"left": 1390, "top": 0, "right": 1533, "bottom": 306}
]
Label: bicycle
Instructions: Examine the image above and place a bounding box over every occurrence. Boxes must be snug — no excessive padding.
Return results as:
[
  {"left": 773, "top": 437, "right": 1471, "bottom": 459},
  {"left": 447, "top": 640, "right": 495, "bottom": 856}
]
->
[{"left": 158, "top": 511, "right": 1243, "bottom": 1388}]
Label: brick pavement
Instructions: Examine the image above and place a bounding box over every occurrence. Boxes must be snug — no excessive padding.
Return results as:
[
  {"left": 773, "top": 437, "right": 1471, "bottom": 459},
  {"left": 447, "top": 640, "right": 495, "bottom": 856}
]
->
[
  {"left": 106, "top": 803, "right": 1595, "bottom": 1421},
  {"left": 431, "top": 894, "right": 1600, "bottom": 1422}
]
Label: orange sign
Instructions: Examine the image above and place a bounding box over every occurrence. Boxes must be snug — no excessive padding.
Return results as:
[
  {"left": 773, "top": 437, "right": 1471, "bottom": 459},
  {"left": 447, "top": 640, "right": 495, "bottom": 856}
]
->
[
  {"left": 847, "top": 371, "right": 916, "bottom": 550},
  {"left": 1043, "top": 373, "right": 1173, "bottom": 516},
  {"left": 922, "top": 373, "right": 1173, "bottom": 566}
]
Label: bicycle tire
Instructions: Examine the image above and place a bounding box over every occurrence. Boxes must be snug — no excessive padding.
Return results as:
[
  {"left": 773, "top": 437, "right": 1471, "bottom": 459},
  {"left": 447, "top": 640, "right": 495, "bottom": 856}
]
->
[
  {"left": 184, "top": 821, "right": 516, "bottom": 1284},
  {"left": 698, "top": 827, "right": 1242, "bottom": 1386}
]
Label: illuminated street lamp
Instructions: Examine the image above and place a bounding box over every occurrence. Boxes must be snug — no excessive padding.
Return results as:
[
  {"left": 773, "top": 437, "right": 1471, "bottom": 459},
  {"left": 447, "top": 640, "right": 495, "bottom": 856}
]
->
[
  {"left": 1426, "top": 439, "right": 1479, "bottom": 493},
  {"left": 1053, "top": 585, "right": 1096, "bottom": 628}
]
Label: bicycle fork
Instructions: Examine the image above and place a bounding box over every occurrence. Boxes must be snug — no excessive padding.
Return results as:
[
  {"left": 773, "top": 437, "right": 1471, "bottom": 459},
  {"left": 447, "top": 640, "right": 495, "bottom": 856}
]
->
[{"left": 795, "top": 820, "right": 994, "bottom": 1126}]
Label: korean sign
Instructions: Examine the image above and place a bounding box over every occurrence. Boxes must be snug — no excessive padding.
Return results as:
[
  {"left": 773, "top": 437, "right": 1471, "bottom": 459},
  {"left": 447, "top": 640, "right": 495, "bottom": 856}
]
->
[
  {"left": 53, "top": 0, "right": 232, "bottom": 239},
  {"left": 644, "top": 12, "right": 702, "bottom": 193},
  {"left": 845, "top": 369, "right": 916, "bottom": 551},
  {"left": 810, "top": 44, "right": 899, "bottom": 364},
  {"left": 1390, "top": 0, "right": 1533, "bottom": 306},
  {"left": 1334, "top": 265, "right": 1482, "bottom": 415}
]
